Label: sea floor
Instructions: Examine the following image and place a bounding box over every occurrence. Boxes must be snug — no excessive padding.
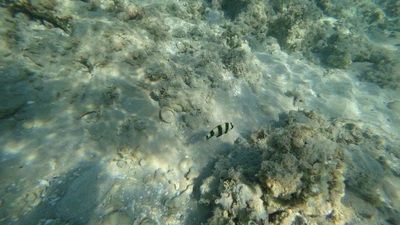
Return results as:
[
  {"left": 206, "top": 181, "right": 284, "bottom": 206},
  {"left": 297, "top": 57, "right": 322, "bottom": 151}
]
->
[{"left": 0, "top": 0, "right": 400, "bottom": 224}]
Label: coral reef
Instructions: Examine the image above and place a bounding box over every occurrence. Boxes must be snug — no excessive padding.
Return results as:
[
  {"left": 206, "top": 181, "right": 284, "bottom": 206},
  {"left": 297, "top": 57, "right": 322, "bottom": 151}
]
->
[{"left": 197, "top": 110, "right": 399, "bottom": 224}]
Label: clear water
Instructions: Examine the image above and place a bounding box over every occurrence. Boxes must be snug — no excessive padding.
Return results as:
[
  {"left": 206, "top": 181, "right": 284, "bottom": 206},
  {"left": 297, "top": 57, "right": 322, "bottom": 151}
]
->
[{"left": 0, "top": 0, "right": 399, "bottom": 224}]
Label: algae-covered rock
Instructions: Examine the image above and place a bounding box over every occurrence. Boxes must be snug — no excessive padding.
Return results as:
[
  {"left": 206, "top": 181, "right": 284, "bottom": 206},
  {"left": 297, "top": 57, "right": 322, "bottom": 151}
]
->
[
  {"left": 256, "top": 110, "right": 345, "bottom": 212},
  {"left": 8, "top": 0, "right": 71, "bottom": 33},
  {"left": 204, "top": 169, "right": 268, "bottom": 224},
  {"left": 197, "top": 110, "right": 396, "bottom": 224}
]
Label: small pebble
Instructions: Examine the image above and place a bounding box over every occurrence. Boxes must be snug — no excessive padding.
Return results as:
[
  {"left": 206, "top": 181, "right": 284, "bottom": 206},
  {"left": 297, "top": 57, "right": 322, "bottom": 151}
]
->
[
  {"left": 38, "top": 179, "right": 50, "bottom": 188},
  {"left": 139, "top": 159, "right": 147, "bottom": 166},
  {"left": 178, "top": 157, "right": 193, "bottom": 173},
  {"left": 117, "top": 160, "right": 127, "bottom": 168}
]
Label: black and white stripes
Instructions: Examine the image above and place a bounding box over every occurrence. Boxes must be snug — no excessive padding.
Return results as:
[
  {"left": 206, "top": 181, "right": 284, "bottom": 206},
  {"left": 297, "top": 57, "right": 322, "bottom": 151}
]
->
[{"left": 206, "top": 122, "right": 234, "bottom": 140}]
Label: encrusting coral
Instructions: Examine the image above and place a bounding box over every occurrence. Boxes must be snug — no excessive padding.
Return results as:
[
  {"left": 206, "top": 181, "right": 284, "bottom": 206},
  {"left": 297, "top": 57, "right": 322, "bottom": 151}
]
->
[{"left": 198, "top": 110, "right": 396, "bottom": 224}]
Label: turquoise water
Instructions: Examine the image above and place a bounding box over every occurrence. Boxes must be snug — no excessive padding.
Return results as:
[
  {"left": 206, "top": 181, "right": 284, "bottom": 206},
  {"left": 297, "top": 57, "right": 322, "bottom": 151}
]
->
[{"left": 0, "top": 0, "right": 399, "bottom": 224}]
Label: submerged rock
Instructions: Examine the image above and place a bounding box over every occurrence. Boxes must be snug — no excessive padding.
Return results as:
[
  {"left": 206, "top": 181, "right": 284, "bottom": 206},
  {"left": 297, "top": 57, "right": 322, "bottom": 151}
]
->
[{"left": 198, "top": 110, "right": 395, "bottom": 224}]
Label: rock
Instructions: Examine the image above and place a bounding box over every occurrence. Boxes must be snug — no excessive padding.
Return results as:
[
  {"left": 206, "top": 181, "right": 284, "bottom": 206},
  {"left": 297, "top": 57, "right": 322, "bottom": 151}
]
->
[{"left": 178, "top": 157, "right": 193, "bottom": 173}]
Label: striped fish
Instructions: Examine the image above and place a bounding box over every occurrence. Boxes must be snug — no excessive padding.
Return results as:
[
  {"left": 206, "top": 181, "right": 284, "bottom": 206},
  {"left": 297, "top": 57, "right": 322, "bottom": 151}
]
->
[{"left": 206, "top": 122, "right": 234, "bottom": 140}]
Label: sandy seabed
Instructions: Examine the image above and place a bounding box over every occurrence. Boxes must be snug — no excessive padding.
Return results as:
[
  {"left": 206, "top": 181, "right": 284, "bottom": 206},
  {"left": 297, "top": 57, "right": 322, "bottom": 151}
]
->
[{"left": 0, "top": 0, "right": 399, "bottom": 224}]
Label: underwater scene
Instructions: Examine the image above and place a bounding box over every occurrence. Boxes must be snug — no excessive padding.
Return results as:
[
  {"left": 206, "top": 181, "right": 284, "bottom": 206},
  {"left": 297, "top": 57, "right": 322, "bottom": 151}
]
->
[{"left": 0, "top": 0, "right": 399, "bottom": 224}]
